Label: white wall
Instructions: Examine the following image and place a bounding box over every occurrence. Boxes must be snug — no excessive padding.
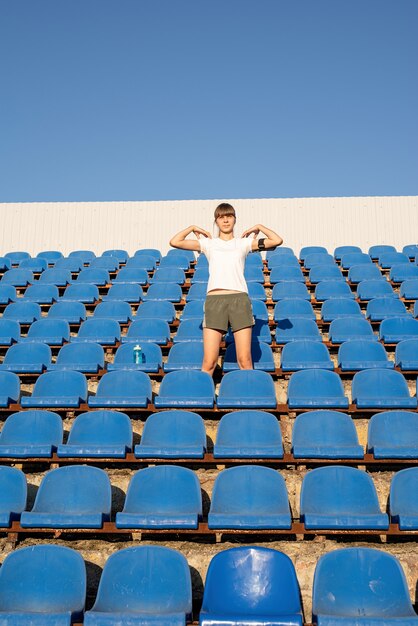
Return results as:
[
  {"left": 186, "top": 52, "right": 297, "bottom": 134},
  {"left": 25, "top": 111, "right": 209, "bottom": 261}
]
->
[{"left": 0, "top": 196, "right": 417, "bottom": 256}]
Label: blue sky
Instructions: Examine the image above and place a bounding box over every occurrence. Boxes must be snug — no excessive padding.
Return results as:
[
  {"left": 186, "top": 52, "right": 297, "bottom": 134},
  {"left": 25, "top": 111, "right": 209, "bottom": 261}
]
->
[{"left": 0, "top": 0, "right": 417, "bottom": 202}]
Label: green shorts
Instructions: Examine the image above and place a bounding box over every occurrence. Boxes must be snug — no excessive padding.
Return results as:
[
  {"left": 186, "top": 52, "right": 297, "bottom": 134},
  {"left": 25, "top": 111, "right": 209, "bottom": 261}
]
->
[{"left": 203, "top": 292, "right": 255, "bottom": 333}]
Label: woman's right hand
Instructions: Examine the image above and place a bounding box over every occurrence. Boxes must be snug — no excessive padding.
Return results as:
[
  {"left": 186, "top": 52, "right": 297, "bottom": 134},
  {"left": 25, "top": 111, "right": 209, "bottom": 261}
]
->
[{"left": 191, "top": 226, "right": 211, "bottom": 239}]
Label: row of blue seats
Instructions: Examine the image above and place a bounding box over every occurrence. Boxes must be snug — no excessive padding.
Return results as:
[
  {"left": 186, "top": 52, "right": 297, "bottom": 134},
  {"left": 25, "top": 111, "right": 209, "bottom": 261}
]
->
[
  {"left": 0, "top": 543, "right": 416, "bottom": 625},
  {"left": 1, "top": 463, "right": 417, "bottom": 531},
  {"left": 3, "top": 338, "right": 418, "bottom": 375},
  {"left": 0, "top": 408, "right": 416, "bottom": 460},
  {"left": 1, "top": 368, "right": 418, "bottom": 410}
]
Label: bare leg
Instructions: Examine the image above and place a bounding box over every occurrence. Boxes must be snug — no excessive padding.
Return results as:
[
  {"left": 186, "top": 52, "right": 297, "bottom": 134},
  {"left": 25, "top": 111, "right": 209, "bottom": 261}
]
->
[
  {"left": 233, "top": 326, "right": 253, "bottom": 369},
  {"left": 202, "top": 328, "right": 223, "bottom": 376}
]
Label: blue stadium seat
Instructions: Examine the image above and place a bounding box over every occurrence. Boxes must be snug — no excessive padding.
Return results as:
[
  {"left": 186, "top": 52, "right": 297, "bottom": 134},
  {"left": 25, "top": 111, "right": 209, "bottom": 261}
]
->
[
  {"left": 390, "top": 468, "right": 418, "bottom": 530},
  {"left": 68, "top": 249, "right": 96, "bottom": 264},
  {"left": 195, "top": 253, "right": 208, "bottom": 267},
  {"left": 292, "top": 410, "right": 363, "bottom": 459},
  {"left": 144, "top": 282, "right": 183, "bottom": 302},
  {"left": 269, "top": 265, "right": 305, "bottom": 282},
  {"left": 180, "top": 300, "right": 204, "bottom": 320},
  {"left": 334, "top": 245, "right": 362, "bottom": 261},
  {"left": 209, "top": 465, "right": 291, "bottom": 529},
  {"left": 341, "top": 252, "right": 373, "bottom": 270},
  {"left": 223, "top": 341, "right": 275, "bottom": 371},
  {"left": 244, "top": 266, "right": 265, "bottom": 283},
  {"left": 57, "top": 410, "right": 132, "bottom": 458},
  {"left": 71, "top": 318, "right": 120, "bottom": 345},
  {"left": 84, "top": 545, "right": 191, "bottom": 626},
  {"left": 22, "top": 284, "right": 59, "bottom": 304},
  {"left": 185, "top": 282, "right": 207, "bottom": 301},
  {"left": 367, "top": 410, "right": 418, "bottom": 458},
  {"left": 369, "top": 244, "right": 396, "bottom": 259},
  {"left": 88, "top": 370, "right": 152, "bottom": 408},
  {"left": 300, "top": 246, "right": 328, "bottom": 260},
  {"left": 76, "top": 268, "right": 109, "bottom": 286},
  {"left": 200, "top": 546, "right": 303, "bottom": 626},
  {"left": 275, "top": 318, "right": 322, "bottom": 343},
  {"left": 366, "top": 297, "right": 409, "bottom": 321},
  {"left": 390, "top": 263, "right": 418, "bottom": 282},
  {"left": 314, "top": 280, "right": 355, "bottom": 301},
  {"left": 288, "top": 370, "right": 349, "bottom": 409},
  {"left": 309, "top": 265, "right": 345, "bottom": 283},
  {"left": 191, "top": 267, "right": 209, "bottom": 283},
  {"left": 53, "top": 256, "right": 84, "bottom": 272},
  {"left": 0, "top": 319, "right": 20, "bottom": 345},
  {"left": 328, "top": 316, "right": 377, "bottom": 343},
  {"left": 247, "top": 282, "right": 267, "bottom": 301},
  {"left": 49, "top": 342, "right": 105, "bottom": 373},
  {"left": 155, "top": 370, "right": 215, "bottom": 408},
  {"left": 272, "top": 282, "right": 311, "bottom": 301},
  {"left": 60, "top": 283, "right": 99, "bottom": 304},
  {"left": 357, "top": 279, "right": 396, "bottom": 300},
  {"left": 304, "top": 252, "right": 336, "bottom": 270},
  {"left": 20, "top": 465, "right": 111, "bottom": 528},
  {"left": 19, "top": 257, "right": 48, "bottom": 273},
  {"left": 21, "top": 371, "right": 88, "bottom": 408},
  {"left": 380, "top": 316, "right": 418, "bottom": 343},
  {"left": 125, "top": 254, "right": 156, "bottom": 271},
  {"left": 0, "top": 466, "right": 26, "bottom": 526},
  {"left": 22, "top": 319, "right": 70, "bottom": 346},
  {"left": 4, "top": 251, "right": 30, "bottom": 266},
  {"left": 39, "top": 268, "right": 72, "bottom": 286},
  {"left": 338, "top": 339, "right": 393, "bottom": 370},
  {"left": 150, "top": 267, "right": 185, "bottom": 284},
  {"left": 0, "top": 544, "right": 86, "bottom": 625},
  {"left": 173, "top": 318, "right": 203, "bottom": 342},
  {"left": 245, "top": 251, "right": 263, "bottom": 267},
  {"left": 47, "top": 301, "right": 86, "bottom": 324},
  {"left": 123, "top": 319, "right": 170, "bottom": 344},
  {"left": 268, "top": 253, "right": 300, "bottom": 269},
  {"left": 300, "top": 466, "right": 388, "bottom": 529},
  {"left": 168, "top": 247, "right": 196, "bottom": 263},
  {"left": 321, "top": 298, "right": 363, "bottom": 322},
  {"left": 164, "top": 341, "right": 204, "bottom": 371},
  {"left": 0, "top": 410, "right": 62, "bottom": 458},
  {"left": 224, "top": 318, "right": 272, "bottom": 344},
  {"left": 395, "top": 339, "right": 418, "bottom": 370},
  {"left": 400, "top": 278, "right": 418, "bottom": 299},
  {"left": 116, "top": 465, "right": 202, "bottom": 529},
  {"left": 135, "top": 410, "right": 206, "bottom": 459},
  {"left": 281, "top": 340, "right": 333, "bottom": 371},
  {"left": 37, "top": 250, "right": 63, "bottom": 264},
  {"left": 274, "top": 299, "right": 315, "bottom": 320},
  {"left": 214, "top": 410, "right": 283, "bottom": 458},
  {"left": 93, "top": 300, "right": 133, "bottom": 323},
  {"left": 89, "top": 256, "right": 119, "bottom": 272},
  {"left": 217, "top": 370, "right": 277, "bottom": 408},
  {"left": 0, "top": 268, "right": 33, "bottom": 287},
  {"left": 348, "top": 263, "right": 383, "bottom": 283},
  {"left": 0, "top": 257, "right": 11, "bottom": 272},
  {"left": 102, "top": 248, "right": 128, "bottom": 264},
  {"left": 403, "top": 244, "right": 418, "bottom": 259},
  {"left": 0, "top": 372, "right": 20, "bottom": 408},
  {"left": 134, "top": 248, "right": 162, "bottom": 263},
  {"left": 251, "top": 298, "right": 269, "bottom": 320},
  {"left": 0, "top": 285, "right": 16, "bottom": 305},
  {"left": 113, "top": 267, "right": 148, "bottom": 284},
  {"left": 3, "top": 301, "right": 41, "bottom": 324},
  {"left": 102, "top": 282, "right": 143, "bottom": 303},
  {"left": 267, "top": 247, "right": 296, "bottom": 258},
  {"left": 135, "top": 300, "right": 175, "bottom": 322},
  {"left": 0, "top": 342, "right": 52, "bottom": 373},
  {"left": 160, "top": 253, "right": 190, "bottom": 270},
  {"left": 379, "top": 251, "right": 409, "bottom": 268},
  {"left": 352, "top": 369, "right": 415, "bottom": 408},
  {"left": 312, "top": 547, "right": 418, "bottom": 625},
  {"left": 108, "top": 342, "right": 162, "bottom": 373}
]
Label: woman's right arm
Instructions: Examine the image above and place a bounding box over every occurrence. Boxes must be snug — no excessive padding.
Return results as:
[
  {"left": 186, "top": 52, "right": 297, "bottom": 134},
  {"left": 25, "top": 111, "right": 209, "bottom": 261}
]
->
[{"left": 169, "top": 225, "right": 211, "bottom": 251}]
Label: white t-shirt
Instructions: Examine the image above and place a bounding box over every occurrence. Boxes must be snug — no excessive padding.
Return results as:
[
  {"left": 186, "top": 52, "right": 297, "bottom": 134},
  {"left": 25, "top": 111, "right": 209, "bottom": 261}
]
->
[{"left": 199, "top": 236, "right": 253, "bottom": 293}]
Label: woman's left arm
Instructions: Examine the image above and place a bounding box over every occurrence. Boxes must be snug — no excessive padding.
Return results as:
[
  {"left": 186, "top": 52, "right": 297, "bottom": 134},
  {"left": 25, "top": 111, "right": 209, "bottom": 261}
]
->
[{"left": 242, "top": 224, "right": 283, "bottom": 251}]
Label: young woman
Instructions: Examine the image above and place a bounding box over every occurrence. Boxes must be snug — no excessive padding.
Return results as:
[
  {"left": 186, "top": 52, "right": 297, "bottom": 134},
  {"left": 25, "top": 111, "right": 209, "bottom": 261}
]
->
[{"left": 169, "top": 203, "right": 283, "bottom": 376}]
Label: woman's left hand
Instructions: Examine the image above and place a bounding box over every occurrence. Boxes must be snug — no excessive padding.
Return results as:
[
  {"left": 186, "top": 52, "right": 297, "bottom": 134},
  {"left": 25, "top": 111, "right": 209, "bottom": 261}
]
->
[{"left": 241, "top": 225, "right": 260, "bottom": 238}]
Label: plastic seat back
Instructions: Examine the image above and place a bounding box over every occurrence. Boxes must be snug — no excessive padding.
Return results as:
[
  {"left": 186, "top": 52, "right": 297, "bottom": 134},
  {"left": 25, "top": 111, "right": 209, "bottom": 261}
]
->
[
  {"left": 369, "top": 244, "right": 396, "bottom": 259},
  {"left": 76, "top": 268, "right": 109, "bottom": 285},
  {"left": 272, "top": 282, "right": 310, "bottom": 301},
  {"left": 0, "top": 371, "right": 20, "bottom": 407},
  {"left": 68, "top": 249, "right": 96, "bottom": 264},
  {"left": 304, "top": 252, "right": 336, "bottom": 269},
  {"left": 367, "top": 410, "right": 418, "bottom": 458},
  {"left": 113, "top": 268, "right": 148, "bottom": 284},
  {"left": 136, "top": 410, "right": 206, "bottom": 458},
  {"left": 47, "top": 301, "right": 86, "bottom": 324},
  {"left": 341, "top": 252, "right": 373, "bottom": 269},
  {"left": 4, "top": 251, "right": 30, "bottom": 265},
  {"left": 287, "top": 370, "right": 348, "bottom": 408},
  {"left": 58, "top": 410, "right": 132, "bottom": 458},
  {"left": 0, "top": 285, "right": 16, "bottom": 305},
  {"left": 270, "top": 266, "right": 305, "bottom": 282},
  {"left": 0, "top": 342, "right": 52, "bottom": 373},
  {"left": 0, "top": 319, "right": 20, "bottom": 345},
  {"left": 217, "top": 370, "right": 277, "bottom": 408},
  {"left": 89, "top": 256, "right": 119, "bottom": 272},
  {"left": 321, "top": 298, "right": 362, "bottom": 321},
  {"left": 366, "top": 297, "right": 409, "bottom": 321},
  {"left": 352, "top": 369, "right": 415, "bottom": 408},
  {"left": 395, "top": 338, "right": 418, "bottom": 369},
  {"left": 309, "top": 265, "right": 344, "bottom": 283},
  {"left": 102, "top": 248, "right": 128, "bottom": 263},
  {"left": 312, "top": 547, "right": 417, "bottom": 624},
  {"left": 390, "top": 263, "right": 418, "bottom": 282},
  {"left": 60, "top": 283, "right": 99, "bottom": 303},
  {"left": 348, "top": 263, "right": 383, "bottom": 283},
  {"left": 223, "top": 340, "right": 275, "bottom": 371},
  {"left": 145, "top": 282, "right": 183, "bottom": 302},
  {"left": 334, "top": 245, "right": 362, "bottom": 261},
  {"left": 3, "top": 301, "right": 41, "bottom": 324},
  {"left": 328, "top": 316, "right": 376, "bottom": 343},
  {"left": 174, "top": 318, "right": 203, "bottom": 343},
  {"left": 292, "top": 410, "right": 363, "bottom": 459},
  {"left": 21, "top": 370, "right": 88, "bottom": 408},
  {"left": 0, "top": 544, "right": 86, "bottom": 623},
  {"left": 93, "top": 300, "right": 132, "bottom": 323},
  {"left": 102, "top": 283, "right": 143, "bottom": 303},
  {"left": 109, "top": 342, "right": 162, "bottom": 373},
  {"left": 125, "top": 254, "right": 156, "bottom": 271},
  {"left": 155, "top": 370, "right": 215, "bottom": 408},
  {"left": 51, "top": 342, "right": 105, "bottom": 373},
  {"left": 123, "top": 319, "right": 170, "bottom": 344},
  {"left": 200, "top": 546, "right": 302, "bottom": 625},
  {"left": 380, "top": 317, "right": 418, "bottom": 343},
  {"left": 247, "top": 282, "right": 266, "bottom": 301},
  {"left": 135, "top": 300, "right": 175, "bottom": 322},
  {"left": 159, "top": 253, "right": 190, "bottom": 270},
  {"left": 186, "top": 282, "right": 207, "bottom": 301},
  {"left": 281, "top": 340, "right": 333, "bottom": 371},
  {"left": 53, "top": 256, "right": 84, "bottom": 272},
  {"left": 180, "top": 300, "right": 204, "bottom": 320},
  {"left": 214, "top": 410, "right": 283, "bottom": 458},
  {"left": 0, "top": 410, "right": 62, "bottom": 458},
  {"left": 72, "top": 318, "right": 120, "bottom": 344},
  {"left": 37, "top": 250, "right": 63, "bottom": 263},
  {"left": 314, "top": 280, "right": 354, "bottom": 301},
  {"left": 390, "top": 468, "right": 418, "bottom": 530},
  {"left": 0, "top": 268, "right": 33, "bottom": 287},
  {"left": 0, "top": 466, "right": 27, "bottom": 526},
  {"left": 164, "top": 341, "right": 204, "bottom": 371},
  {"left": 400, "top": 278, "right": 418, "bottom": 299},
  {"left": 151, "top": 267, "right": 185, "bottom": 284},
  {"left": 89, "top": 370, "right": 152, "bottom": 407},
  {"left": 274, "top": 299, "right": 315, "bottom": 320},
  {"left": 25, "top": 319, "right": 70, "bottom": 345},
  {"left": 357, "top": 278, "right": 396, "bottom": 300},
  {"left": 275, "top": 317, "right": 322, "bottom": 343},
  {"left": 338, "top": 339, "right": 393, "bottom": 370},
  {"left": 20, "top": 258, "right": 47, "bottom": 272},
  {"left": 39, "top": 268, "right": 72, "bottom": 286},
  {"left": 134, "top": 248, "right": 162, "bottom": 263}
]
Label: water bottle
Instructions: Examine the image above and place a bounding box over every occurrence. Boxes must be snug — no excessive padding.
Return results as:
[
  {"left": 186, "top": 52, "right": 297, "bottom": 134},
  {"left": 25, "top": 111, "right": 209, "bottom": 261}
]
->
[{"left": 133, "top": 344, "right": 142, "bottom": 364}]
